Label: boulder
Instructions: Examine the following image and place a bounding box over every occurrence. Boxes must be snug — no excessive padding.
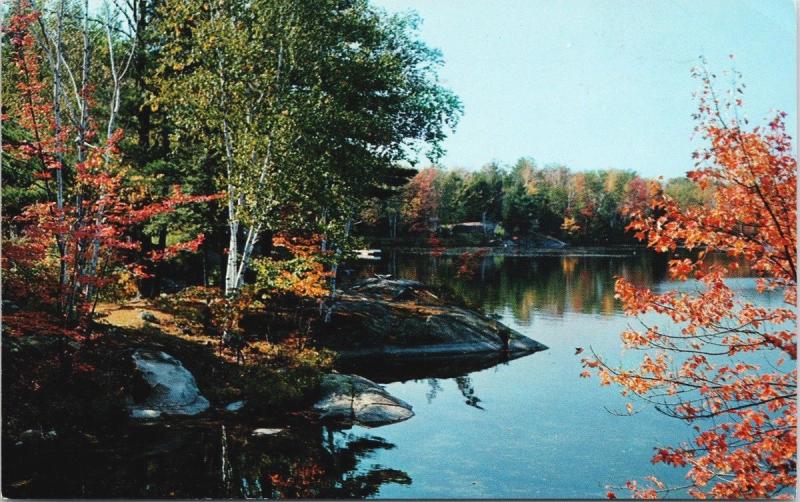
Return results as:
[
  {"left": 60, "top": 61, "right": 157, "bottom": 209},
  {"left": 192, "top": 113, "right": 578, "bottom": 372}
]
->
[
  {"left": 225, "top": 400, "right": 246, "bottom": 412},
  {"left": 140, "top": 311, "right": 159, "bottom": 324},
  {"left": 314, "top": 374, "right": 413, "bottom": 427},
  {"left": 321, "top": 277, "right": 547, "bottom": 358},
  {"left": 252, "top": 428, "right": 285, "bottom": 436},
  {"left": 128, "top": 349, "right": 210, "bottom": 418}
]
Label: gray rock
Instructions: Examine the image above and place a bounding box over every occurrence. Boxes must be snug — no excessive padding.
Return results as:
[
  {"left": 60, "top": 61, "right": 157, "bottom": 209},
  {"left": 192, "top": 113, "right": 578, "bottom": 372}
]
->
[
  {"left": 140, "top": 311, "right": 159, "bottom": 323},
  {"left": 539, "top": 235, "right": 568, "bottom": 249},
  {"left": 314, "top": 374, "right": 414, "bottom": 427},
  {"left": 252, "top": 428, "right": 285, "bottom": 436},
  {"left": 225, "top": 400, "right": 246, "bottom": 412},
  {"left": 128, "top": 349, "right": 209, "bottom": 418},
  {"left": 19, "top": 429, "right": 41, "bottom": 441},
  {"left": 130, "top": 409, "right": 162, "bottom": 419},
  {"left": 321, "top": 277, "right": 547, "bottom": 357}
]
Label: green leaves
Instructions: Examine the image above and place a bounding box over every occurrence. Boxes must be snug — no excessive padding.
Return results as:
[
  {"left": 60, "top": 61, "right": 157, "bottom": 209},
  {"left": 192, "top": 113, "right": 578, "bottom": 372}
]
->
[{"left": 153, "top": 0, "right": 461, "bottom": 240}]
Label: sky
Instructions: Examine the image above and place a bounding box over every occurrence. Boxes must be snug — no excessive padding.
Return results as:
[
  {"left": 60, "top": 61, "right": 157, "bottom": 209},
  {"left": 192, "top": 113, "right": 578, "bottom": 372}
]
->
[{"left": 372, "top": 0, "right": 797, "bottom": 178}]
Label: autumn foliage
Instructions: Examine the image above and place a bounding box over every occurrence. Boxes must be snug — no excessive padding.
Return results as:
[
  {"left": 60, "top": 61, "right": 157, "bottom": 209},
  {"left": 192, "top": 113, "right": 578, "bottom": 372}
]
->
[
  {"left": 585, "top": 68, "right": 796, "bottom": 499},
  {"left": 2, "top": 9, "right": 218, "bottom": 339}
]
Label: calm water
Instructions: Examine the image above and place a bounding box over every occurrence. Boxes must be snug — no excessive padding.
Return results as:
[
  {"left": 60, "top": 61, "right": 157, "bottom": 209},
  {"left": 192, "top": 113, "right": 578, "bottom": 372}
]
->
[{"left": 5, "top": 250, "right": 783, "bottom": 498}]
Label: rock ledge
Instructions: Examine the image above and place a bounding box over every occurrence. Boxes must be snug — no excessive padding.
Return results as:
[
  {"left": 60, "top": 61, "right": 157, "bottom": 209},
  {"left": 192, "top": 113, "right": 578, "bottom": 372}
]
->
[
  {"left": 322, "top": 277, "right": 547, "bottom": 357},
  {"left": 314, "top": 373, "right": 413, "bottom": 427}
]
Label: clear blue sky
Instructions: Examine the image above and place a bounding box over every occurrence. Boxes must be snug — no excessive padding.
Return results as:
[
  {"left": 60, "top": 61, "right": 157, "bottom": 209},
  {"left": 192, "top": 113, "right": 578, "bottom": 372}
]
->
[{"left": 373, "top": 0, "right": 797, "bottom": 178}]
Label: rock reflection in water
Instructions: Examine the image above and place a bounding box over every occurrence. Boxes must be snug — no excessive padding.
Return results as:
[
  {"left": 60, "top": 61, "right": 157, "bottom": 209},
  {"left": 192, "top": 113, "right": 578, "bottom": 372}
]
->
[
  {"left": 3, "top": 422, "right": 410, "bottom": 498},
  {"left": 336, "top": 351, "right": 530, "bottom": 411},
  {"left": 335, "top": 350, "right": 533, "bottom": 384}
]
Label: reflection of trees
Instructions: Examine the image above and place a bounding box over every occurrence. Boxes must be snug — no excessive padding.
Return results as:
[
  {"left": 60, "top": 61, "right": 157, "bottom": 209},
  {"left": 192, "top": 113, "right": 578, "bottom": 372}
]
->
[
  {"left": 420, "top": 376, "right": 485, "bottom": 410},
  {"left": 223, "top": 425, "right": 410, "bottom": 499},
  {"left": 426, "top": 378, "right": 443, "bottom": 403},
  {"left": 4, "top": 423, "right": 410, "bottom": 499},
  {"left": 355, "top": 252, "right": 667, "bottom": 323},
  {"left": 455, "top": 376, "right": 484, "bottom": 410},
  {"left": 353, "top": 251, "right": 751, "bottom": 324}
]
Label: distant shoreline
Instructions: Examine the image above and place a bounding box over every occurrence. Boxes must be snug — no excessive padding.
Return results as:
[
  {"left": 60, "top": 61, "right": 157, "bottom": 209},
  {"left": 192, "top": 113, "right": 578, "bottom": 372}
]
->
[{"left": 373, "top": 245, "right": 647, "bottom": 258}]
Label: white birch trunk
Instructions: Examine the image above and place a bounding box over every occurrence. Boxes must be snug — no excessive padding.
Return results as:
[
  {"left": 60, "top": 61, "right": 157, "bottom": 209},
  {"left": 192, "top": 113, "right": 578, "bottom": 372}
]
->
[{"left": 324, "top": 217, "right": 351, "bottom": 323}]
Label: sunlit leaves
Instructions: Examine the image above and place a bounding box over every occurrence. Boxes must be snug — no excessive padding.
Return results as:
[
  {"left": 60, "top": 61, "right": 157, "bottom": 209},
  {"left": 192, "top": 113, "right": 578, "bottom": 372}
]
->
[{"left": 583, "top": 67, "right": 797, "bottom": 499}]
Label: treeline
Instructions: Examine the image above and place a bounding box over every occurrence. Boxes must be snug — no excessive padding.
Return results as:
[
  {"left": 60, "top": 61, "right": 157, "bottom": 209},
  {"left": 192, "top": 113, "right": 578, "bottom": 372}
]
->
[{"left": 360, "top": 159, "right": 713, "bottom": 245}]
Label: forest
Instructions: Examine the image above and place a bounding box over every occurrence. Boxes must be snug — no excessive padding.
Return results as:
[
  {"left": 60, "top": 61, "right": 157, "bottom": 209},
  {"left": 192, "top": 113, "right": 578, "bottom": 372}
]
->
[
  {"left": 1, "top": 0, "right": 795, "bottom": 499},
  {"left": 364, "top": 162, "right": 711, "bottom": 246}
]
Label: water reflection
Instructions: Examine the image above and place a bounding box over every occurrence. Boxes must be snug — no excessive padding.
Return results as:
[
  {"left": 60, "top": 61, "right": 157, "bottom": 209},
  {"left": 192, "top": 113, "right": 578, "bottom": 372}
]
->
[
  {"left": 3, "top": 422, "right": 410, "bottom": 498},
  {"left": 454, "top": 376, "right": 484, "bottom": 410},
  {"left": 336, "top": 354, "right": 494, "bottom": 411},
  {"left": 353, "top": 250, "right": 668, "bottom": 323},
  {"left": 336, "top": 351, "right": 524, "bottom": 383},
  {"left": 6, "top": 251, "right": 765, "bottom": 499},
  {"left": 354, "top": 249, "right": 757, "bottom": 325}
]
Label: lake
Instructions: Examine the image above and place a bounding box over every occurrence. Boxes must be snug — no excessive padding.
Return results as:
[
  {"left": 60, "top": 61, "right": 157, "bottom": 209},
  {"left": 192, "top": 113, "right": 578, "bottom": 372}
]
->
[{"left": 4, "top": 249, "right": 780, "bottom": 498}]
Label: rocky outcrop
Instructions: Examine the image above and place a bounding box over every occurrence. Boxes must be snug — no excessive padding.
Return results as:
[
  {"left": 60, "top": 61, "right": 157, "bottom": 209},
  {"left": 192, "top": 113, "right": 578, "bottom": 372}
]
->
[
  {"left": 314, "top": 374, "right": 414, "bottom": 427},
  {"left": 128, "top": 349, "right": 210, "bottom": 418},
  {"left": 320, "top": 277, "right": 547, "bottom": 358}
]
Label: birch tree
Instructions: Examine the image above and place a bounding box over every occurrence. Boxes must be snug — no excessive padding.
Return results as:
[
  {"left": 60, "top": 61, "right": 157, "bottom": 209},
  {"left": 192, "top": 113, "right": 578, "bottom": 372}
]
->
[
  {"left": 154, "top": 0, "right": 461, "bottom": 299},
  {"left": 4, "top": 0, "right": 142, "bottom": 317}
]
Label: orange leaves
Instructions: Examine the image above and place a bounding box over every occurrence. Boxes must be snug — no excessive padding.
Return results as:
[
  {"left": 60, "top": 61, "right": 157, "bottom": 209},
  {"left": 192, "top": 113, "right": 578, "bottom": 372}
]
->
[
  {"left": 252, "top": 233, "right": 331, "bottom": 301},
  {"left": 668, "top": 258, "right": 694, "bottom": 281},
  {"left": 652, "top": 447, "right": 689, "bottom": 468},
  {"left": 620, "top": 329, "right": 649, "bottom": 348},
  {"left": 585, "top": 74, "right": 797, "bottom": 498},
  {"left": 273, "top": 233, "right": 326, "bottom": 260},
  {"left": 148, "top": 234, "right": 206, "bottom": 261},
  {"left": 2, "top": 7, "right": 218, "bottom": 338},
  {"left": 402, "top": 167, "right": 440, "bottom": 232}
]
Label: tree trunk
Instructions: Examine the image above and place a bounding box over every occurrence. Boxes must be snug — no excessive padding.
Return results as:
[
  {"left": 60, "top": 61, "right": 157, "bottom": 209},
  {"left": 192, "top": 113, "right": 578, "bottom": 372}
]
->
[{"left": 224, "top": 218, "right": 239, "bottom": 296}]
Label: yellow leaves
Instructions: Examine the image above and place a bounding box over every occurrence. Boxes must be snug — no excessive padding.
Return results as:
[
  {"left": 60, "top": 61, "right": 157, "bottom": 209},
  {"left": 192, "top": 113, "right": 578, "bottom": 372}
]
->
[
  {"left": 625, "top": 402, "right": 634, "bottom": 414},
  {"left": 560, "top": 216, "right": 580, "bottom": 234}
]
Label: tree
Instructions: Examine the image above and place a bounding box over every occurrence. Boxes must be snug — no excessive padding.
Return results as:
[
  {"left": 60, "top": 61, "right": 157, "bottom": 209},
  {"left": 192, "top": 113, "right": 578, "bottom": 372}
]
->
[
  {"left": 582, "top": 67, "right": 796, "bottom": 499},
  {"left": 435, "top": 168, "right": 466, "bottom": 225},
  {"left": 154, "top": 0, "right": 460, "bottom": 298},
  {"left": 458, "top": 162, "right": 504, "bottom": 223},
  {"left": 2, "top": 3, "right": 216, "bottom": 338},
  {"left": 664, "top": 176, "right": 714, "bottom": 209},
  {"left": 402, "top": 166, "right": 439, "bottom": 232},
  {"left": 501, "top": 158, "right": 540, "bottom": 235}
]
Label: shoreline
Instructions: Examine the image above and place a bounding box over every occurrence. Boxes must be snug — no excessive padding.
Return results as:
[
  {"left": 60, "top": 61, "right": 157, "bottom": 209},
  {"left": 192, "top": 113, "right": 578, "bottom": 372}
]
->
[{"left": 376, "top": 244, "right": 648, "bottom": 258}]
